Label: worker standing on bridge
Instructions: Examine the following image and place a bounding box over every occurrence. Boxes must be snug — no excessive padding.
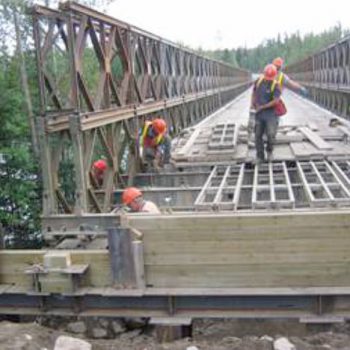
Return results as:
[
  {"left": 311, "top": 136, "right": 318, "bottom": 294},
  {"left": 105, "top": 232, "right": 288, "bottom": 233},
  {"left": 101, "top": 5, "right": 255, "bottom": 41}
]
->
[
  {"left": 122, "top": 187, "right": 161, "bottom": 214},
  {"left": 272, "top": 57, "right": 308, "bottom": 96},
  {"left": 251, "top": 64, "right": 281, "bottom": 164},
  {"left": 139, "top": 118, "right": 171, "bottom": 172}
]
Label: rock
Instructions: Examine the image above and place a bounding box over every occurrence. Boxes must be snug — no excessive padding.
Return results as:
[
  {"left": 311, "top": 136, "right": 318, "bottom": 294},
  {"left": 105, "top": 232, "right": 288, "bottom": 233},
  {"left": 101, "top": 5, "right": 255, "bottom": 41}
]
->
[
  {"left": 112, "top": 320, "right": 126, "bottom": 335},
  {"left": 24, "top": 333, "right": 33, "bottom": 340},
  {"left": 98, "top": 318, "right": 109, "bottom": 329},
  {"left": 221, "top": 336, "right": 242, "bottom": 345},
  {"left": 123, "top": 317, "right": 147, "bottom": 330},
  {"left": 66, "top": 321, "right": 87, "bottom": 334},
  {"left": 274, "top": 337, "right": 296, "bottom": 350},
  {"left": 119, "top": 329, "right": 142, "bottom": 340},
  {"left": 186, "top": 346, "right": 199, "bottom": 350},
  {"left": 92, "top": 327, "right": 108, "bottom": 339},
  {"left": 261, "top": 335, "right": 274, "bottom": 342},
  {"left": 54, "top": 335, "right": 91, "bottom": 350}
]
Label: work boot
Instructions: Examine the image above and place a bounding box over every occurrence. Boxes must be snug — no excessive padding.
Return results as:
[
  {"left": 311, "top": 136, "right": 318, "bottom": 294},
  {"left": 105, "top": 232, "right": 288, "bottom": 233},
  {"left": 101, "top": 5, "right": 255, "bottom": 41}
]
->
[{"left": 267, "top": 152, "right": 274, "bottom": 163}]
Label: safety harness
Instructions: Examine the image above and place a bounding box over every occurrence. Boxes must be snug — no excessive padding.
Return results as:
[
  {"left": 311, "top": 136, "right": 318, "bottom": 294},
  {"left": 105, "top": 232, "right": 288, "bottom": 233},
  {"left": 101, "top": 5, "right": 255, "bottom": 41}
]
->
[{"left": 140, "top": 121, "right": 164, "bottom": 147}]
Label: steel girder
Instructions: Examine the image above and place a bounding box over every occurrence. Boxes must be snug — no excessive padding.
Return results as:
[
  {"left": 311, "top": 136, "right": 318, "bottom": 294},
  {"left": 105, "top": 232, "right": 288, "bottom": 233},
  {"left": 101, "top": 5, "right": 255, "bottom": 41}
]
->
[
  {"left": 31, "top": 2, "right": 251, "bottom": 216},
  {"left": 285, "top": 36, "right": 350, "bottom": 118},
  {"left": 0, "top": 290, "right": 349, "bottom": 320}
]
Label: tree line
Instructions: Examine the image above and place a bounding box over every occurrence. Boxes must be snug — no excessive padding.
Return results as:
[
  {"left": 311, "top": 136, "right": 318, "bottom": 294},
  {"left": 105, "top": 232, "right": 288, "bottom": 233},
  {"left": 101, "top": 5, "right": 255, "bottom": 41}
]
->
[{"left": 200, "top": 24, "right": 349, "bottom": 72}]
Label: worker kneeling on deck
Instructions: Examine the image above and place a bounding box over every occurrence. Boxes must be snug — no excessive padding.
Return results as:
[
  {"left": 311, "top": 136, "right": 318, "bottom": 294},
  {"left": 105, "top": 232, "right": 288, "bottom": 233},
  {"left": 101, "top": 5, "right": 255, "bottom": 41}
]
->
[
  {"left": 122, "top": 187, "right": 161, "bottom": 214},
  {"left": 139, "top": 118, "right": 171, "bottom": 172},
  {"left": 251, "top": 64, "right": 281, "bottom": 164}
]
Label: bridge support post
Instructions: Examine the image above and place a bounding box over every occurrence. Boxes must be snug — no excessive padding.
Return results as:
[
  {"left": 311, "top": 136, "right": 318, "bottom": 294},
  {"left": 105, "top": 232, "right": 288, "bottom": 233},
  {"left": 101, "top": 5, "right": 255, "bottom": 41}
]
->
[
  {"left": 107, "top": 227, "right": 136, "bottom": 288},
  {"left": 69, "top": 115, "right": 89, "bottom": 214},
  {"left": 37, "top": 118, "right": 57, "bottom": 215}
]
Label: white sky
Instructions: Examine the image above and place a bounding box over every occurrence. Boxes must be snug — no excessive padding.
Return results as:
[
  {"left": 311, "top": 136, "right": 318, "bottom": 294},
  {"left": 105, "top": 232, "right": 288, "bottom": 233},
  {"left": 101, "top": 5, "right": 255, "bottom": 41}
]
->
[{"left": 107, "top": 0, "right": 350, "bottom": 50}]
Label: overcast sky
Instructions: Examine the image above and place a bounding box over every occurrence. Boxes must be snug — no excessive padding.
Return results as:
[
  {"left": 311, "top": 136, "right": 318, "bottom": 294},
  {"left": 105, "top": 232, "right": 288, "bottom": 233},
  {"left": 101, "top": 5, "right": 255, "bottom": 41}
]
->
[{"left": 107, "top": 0, "right": 349, "bottom": 50}]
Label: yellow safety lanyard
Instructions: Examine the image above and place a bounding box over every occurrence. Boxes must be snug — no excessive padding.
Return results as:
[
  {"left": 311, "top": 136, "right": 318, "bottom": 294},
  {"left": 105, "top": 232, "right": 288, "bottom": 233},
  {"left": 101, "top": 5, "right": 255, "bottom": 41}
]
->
[{"left": 277, "top": 72, "right": 284, "bottom": 88}]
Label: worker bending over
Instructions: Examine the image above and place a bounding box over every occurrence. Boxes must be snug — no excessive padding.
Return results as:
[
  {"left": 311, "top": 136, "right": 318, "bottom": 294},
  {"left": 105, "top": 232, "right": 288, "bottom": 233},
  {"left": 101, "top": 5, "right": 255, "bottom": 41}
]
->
[
  {"left": 122, "top": 187, "right": 161, "bottom": 214},
  {"left": 251, "top": 64, "right": 281, "bottom": 164},
  {"left": 139, "top": 118, "right": 171, "bottom": 171},
  {"left": 272, "top": 57, "right": 308, "bottom": 96}
]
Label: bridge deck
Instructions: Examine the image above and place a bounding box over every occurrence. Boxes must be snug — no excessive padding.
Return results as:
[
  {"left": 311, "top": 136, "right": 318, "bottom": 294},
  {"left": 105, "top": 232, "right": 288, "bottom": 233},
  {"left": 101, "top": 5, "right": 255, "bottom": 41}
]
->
[
  {"left": 173, "top": 89, "right": 350, "bottom": 164},
  {"left": 113, "top": 90, "right": 350, "bottom": 213}
]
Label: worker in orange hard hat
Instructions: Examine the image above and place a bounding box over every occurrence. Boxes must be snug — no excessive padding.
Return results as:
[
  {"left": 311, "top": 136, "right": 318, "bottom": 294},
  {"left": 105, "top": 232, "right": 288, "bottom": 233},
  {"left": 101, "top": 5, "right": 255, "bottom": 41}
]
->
[
  {"left": 92, "top": 159, "right": 107, "bottom": 187},
  {"left": 250, "top": 64, "right": 282, "bottom": 164},
  {"left": 121, "top": 187, "right": 160, "bottom": 214},
  {"left": 272, "top": 57, "right": 308, "bottom": 96},
  {"left": 139, "top": 118, "right": 172, "bottom": 172}
]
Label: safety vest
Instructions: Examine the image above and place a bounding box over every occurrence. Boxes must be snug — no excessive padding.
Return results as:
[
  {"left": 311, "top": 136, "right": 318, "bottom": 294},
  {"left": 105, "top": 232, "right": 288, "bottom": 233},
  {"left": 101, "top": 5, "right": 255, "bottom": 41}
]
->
[
  {"left": 140, "top": 121, "right": 164, "bottom": 148},
  {"left": 276, "top": 72, "right": 284, "bottom": 88},
  {"left": 256, "top": 75, "right": 279, "bottom": 93}
]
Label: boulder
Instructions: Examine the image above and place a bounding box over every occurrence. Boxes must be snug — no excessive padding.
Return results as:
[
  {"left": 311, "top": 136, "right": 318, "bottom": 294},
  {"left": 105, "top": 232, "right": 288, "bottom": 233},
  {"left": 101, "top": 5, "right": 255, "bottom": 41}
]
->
[
  {"left": 54, "top": 335, "right": 91, "bottom": 350},
  {"left": 274, "top": 337, "right": 296, "bottom": 350},
  {"left": 66, "top": 321, "right": 87, "bottom": 334},
  {"left": 91, "top": 327, "right": 108, "bottom": 339}
]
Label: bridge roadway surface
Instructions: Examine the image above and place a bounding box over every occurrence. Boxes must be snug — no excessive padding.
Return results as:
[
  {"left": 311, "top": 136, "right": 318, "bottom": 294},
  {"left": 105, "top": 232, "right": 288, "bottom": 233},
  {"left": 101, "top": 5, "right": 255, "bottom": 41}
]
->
[{"left": 173, "top": 88, "right": 350, "bottom": 164}]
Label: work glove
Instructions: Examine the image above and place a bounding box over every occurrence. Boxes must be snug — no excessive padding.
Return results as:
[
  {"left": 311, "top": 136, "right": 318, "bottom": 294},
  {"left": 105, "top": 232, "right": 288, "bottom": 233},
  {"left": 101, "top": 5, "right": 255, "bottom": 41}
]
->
[{"left": 300, "top": 87, "right": 308, "bottom": 97}]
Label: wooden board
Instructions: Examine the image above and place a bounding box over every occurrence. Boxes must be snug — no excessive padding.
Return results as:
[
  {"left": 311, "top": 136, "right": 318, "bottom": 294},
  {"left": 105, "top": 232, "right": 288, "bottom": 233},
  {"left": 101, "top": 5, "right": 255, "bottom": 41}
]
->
[
  {"left": 125, "top": 212, "right": 350, "bottom": 289},
  {"left": 290, "top": 142, "right": 324, "bottom": 159},
  {"left": 0, "top": 250, "right": 111, "bottom": 288},
  {"left": 299, "top": 127, "right": 333, "bottom": 150}
]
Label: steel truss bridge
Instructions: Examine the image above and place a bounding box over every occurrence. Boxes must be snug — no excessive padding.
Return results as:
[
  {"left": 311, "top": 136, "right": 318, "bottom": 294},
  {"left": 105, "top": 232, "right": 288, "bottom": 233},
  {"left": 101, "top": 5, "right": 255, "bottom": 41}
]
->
[{"left": 2, "top": 1, "right": 350, "bottom": 324}]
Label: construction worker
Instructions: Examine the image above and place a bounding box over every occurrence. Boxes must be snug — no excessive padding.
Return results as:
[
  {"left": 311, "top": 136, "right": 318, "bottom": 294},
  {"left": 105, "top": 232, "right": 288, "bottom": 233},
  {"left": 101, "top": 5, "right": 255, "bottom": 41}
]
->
[
  {"left": 272, "top": 57, "right": 308, "bottom": 96},
  {"left": 122, "top": 187, "right": 161, "bottom": 214},
  {"left": 139, "top": 118, "right": 171, "bottom": 171},
  {"left": 92, "top": 159, "right": 107, "bottom": 187},
  {"left": 250, "top": 64, "right": 281, "bottom": 164}
]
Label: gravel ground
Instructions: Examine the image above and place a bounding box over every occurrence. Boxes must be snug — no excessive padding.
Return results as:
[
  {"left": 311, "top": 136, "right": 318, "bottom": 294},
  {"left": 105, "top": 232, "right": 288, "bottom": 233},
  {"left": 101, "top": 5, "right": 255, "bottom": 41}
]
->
[{"left": 2, "top": 319, "right": 350, "bottom": 349}]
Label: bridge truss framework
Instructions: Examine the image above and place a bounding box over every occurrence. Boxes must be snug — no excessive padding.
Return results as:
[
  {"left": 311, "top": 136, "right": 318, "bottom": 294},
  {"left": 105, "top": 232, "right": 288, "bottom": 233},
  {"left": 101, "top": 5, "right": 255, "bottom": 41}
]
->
[{"left": 31, "top": 2, "right": 251, "bottom": 217}]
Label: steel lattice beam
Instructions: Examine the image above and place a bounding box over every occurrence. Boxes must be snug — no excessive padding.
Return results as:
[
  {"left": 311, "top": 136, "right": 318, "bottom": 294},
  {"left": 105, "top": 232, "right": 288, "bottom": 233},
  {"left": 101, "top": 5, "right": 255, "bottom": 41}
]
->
[
  {"left": 285, "top": 36, "right": 350, "bottom": 119},
  {"left": 31, "top": 2, "right": 252, "bottom": 216}
]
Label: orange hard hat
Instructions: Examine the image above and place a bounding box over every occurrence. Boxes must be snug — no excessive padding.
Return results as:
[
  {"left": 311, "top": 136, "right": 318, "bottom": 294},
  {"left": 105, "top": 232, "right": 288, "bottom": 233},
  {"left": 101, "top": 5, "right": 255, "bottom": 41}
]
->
[
  {"left": 152, "top": 118, "right": 167, "bottom": 134},
  {"left": 122, "top": 187, "right": 142, "bottom": 205},
  {"left": 263, "top": 64, "right": 278, "bottom": 81},
  {"left": 93, "top": 159, "right": 107, "bottom": 171},
  {"left": 272, "top": 57, "right": 284, "bottom": 68}
]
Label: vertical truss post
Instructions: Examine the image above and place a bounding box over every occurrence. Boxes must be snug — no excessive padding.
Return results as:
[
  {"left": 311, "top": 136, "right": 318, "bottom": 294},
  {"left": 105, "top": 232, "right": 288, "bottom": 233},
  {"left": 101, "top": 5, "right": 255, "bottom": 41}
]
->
[
  {"left": 37, "top": 118, "right": 57, "bottom": 215},
  {"left": 69, "top": 115, "right": 89, "bottom": 214}
]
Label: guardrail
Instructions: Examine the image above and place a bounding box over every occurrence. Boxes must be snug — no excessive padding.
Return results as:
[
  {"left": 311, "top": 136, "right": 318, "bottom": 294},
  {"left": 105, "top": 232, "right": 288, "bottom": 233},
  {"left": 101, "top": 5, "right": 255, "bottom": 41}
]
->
[{"left": 285, "top": 36, "right": 350, "bottom": 119}]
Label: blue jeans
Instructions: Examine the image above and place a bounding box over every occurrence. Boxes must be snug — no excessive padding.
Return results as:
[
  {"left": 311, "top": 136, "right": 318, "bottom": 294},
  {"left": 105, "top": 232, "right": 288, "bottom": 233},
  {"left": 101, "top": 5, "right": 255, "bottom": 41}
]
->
[{"left": 255, "top": 113, "right": 278, "bottom": 161}]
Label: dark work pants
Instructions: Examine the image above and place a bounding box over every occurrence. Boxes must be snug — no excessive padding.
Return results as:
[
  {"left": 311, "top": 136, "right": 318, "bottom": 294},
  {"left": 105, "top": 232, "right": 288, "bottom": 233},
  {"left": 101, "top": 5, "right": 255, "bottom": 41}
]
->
[
  {"left": 143, "top": 135, "right": 171, "bottom": 164},
  {"left": 255, "top": 113, "right": 278, "bottom": 161}
]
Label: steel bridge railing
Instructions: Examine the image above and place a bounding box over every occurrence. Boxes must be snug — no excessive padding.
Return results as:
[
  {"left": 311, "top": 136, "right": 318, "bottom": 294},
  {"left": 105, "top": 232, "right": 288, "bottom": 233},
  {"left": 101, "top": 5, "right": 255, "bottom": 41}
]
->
[
  {"left": 31, "top": 1, "right": 252, "bottom": 216},
  {"left": 285, "top": 36, "right": 350, "bottom": 119}
]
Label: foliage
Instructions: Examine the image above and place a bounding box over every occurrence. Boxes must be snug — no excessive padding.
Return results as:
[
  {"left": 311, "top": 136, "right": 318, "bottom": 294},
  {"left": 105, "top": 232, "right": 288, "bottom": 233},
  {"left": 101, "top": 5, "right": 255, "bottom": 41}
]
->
[
  {"left": 0, "top": 0, "right": 116, "bottom": 248},
  {"left": 202, "top": 24, "right": 349, "bottom": 71},
  {"left": 0, "top": 54, "right": 41, "bottom": 248}
]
